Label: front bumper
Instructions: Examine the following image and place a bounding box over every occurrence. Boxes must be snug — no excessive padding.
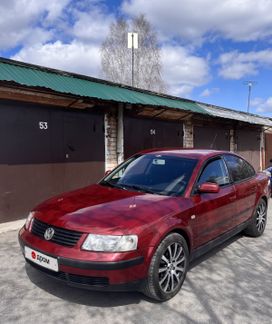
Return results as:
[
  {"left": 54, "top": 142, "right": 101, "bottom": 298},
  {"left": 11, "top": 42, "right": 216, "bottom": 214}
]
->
[
  {"left": 25, "top": 259, "right": 145, "bottom": 291},
  {"left": 19, "top": 228, "right": 148, "bottom": 292}
]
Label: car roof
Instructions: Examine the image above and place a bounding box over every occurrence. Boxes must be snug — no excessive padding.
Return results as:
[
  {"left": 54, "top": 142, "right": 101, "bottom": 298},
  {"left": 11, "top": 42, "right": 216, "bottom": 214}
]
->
[{"left": 140, "top": 148, "right": 231, "bottom": 160}]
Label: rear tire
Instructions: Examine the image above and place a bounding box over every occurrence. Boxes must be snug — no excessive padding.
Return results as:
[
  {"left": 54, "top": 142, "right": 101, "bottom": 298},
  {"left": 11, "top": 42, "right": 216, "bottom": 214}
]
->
[
  {"left": 142, "top": 233, "right": 189, "bottom": 301},
  {"left": 244, "top": 198, "right": 267, "bottom": 237}
]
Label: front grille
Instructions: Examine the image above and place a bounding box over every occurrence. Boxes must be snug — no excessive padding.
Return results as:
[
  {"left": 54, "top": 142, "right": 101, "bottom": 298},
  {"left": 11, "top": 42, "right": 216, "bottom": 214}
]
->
[
  {"left": 68, "top": 273, "right": 109, "bottom": 286},
  {"left": 26, "top": 260, "right": 109, "bottom": 286},
  {"left": 31, "top": 218, "right": 83, "bottom": 247}
]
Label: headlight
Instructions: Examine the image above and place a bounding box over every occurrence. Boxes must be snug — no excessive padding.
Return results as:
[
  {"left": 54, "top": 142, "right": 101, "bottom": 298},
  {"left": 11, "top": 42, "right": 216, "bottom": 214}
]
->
[
  {"left": 82, "top": 234, "right": 138, "bottom": 252},
  {"left": 25, "top": 212, "right": 35, "bottom": 231}
]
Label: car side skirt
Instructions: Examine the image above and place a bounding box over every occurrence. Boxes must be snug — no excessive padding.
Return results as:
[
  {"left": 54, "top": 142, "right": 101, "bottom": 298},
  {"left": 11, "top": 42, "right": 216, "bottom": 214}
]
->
[{"left": 190, "top": 220, "right": 251, "bottom": 262}]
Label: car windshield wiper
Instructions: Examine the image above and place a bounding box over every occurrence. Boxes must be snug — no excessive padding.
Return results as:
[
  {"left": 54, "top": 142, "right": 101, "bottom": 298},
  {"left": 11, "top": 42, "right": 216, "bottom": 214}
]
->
[
  {"left": 102, "top": 181, "right": 162, "bottom": 195},
  {"left": 100, "top": 180, "right": 127, "bottom": 190},
  {"left": 120, "top": 184, "right": 156, "bottom": 194}
]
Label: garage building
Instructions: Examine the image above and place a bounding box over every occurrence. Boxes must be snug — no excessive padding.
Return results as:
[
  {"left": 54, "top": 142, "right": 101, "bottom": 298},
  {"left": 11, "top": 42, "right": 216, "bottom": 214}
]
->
[{"left": 0, "top": 57, "right": 271, "bottom": 223}]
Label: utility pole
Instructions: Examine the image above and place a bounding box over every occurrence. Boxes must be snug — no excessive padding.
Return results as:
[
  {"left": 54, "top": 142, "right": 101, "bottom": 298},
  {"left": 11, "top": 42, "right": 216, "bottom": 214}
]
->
[
  {"left": 128, "top": 32, "right": 138, "bottom": 87},
  {"left": 243, "top": 81, "right": 257, "bottom": 113}
]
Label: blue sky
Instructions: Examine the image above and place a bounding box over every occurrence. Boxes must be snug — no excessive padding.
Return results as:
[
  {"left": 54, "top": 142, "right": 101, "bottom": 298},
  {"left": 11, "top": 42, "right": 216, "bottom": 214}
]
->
[{"left": 1, "top": 0, "right": 272, "bottom": 116}]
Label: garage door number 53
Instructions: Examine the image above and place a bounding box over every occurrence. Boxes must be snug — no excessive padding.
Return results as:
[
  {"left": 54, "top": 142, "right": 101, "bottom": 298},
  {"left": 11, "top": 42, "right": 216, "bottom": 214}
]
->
[{"left": 39, "top": 122, "right": 48, "bottom": 130}]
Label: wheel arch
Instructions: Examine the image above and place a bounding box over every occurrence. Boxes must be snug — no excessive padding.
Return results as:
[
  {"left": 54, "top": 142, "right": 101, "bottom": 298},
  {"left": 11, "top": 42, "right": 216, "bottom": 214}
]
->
[
  {"left": 168, "top": 228, "right": 191, "bottom": 253},
  {"left": 144, "top": 226, "right": 192, "bottom": 270},
  {"left": 261, "top": 195, "right": 268, "bottom": 206}
]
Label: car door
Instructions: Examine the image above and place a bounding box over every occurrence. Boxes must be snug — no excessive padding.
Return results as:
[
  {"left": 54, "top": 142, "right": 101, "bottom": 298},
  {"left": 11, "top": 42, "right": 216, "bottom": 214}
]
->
[
  {"left": 191, "top": 157, "right": 237, "bottom": 247},
  {"left": 223, "top": 154, "right": 257, "bottom": 227}
]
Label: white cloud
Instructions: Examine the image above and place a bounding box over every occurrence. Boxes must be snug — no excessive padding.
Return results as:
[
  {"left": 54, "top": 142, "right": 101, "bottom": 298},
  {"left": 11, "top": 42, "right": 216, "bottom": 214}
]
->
[
  {"left": 161, "top": 45, "right": 210, "bottom": 97},
  {"left": 12, "top": 41, "right": 101, "bottom": 77},
  {"left": 0, "top": 0, "right": 70, "bottom": 50},
  {"left": 218, "top": 49, "right": 272, "bottom": 79},
  {"left": 251, "top": 97, "right": 272, "bottom": 113},
  {"left": 8, "top": 1, "right": 114, "bottom": 79},
  {"left": 169, "top": 85, "right": 194, "bottom": 98},
  {"left": 43, "top": 0, "right": 71, "bottom": 22},
  {"left": 3, "top": 1, "right": 209, "bottom": 97},
  {"left": 122, "top": 0, "right": 272, "bottom": 43},
  {"left": 200, "top": 87, "right": 219, "bottom": 97},
  {"left": 72, "top": 6, "right": 114, "bottom": 44}
]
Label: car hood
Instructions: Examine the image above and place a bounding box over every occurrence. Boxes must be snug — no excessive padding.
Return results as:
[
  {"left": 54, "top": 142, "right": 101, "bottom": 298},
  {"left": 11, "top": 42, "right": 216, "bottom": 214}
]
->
[{"left": 34, "top": 184, "right": 188, "bottom": 234}]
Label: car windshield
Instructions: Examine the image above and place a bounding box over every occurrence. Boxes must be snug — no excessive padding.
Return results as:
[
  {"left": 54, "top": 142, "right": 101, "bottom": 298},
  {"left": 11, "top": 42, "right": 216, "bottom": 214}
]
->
[{"left": 100, "top": 154, "right": 198, "bottom": 196}]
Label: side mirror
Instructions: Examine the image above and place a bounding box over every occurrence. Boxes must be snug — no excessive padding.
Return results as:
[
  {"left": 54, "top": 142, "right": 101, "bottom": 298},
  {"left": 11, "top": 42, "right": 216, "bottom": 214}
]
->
[
  {"left": 198, "top": 182, "right": 220, "bottom": 194},
  {"left": 270, "top": 159, "right": 272, "bottom": 163},
  {"left": 104, "top": 170, "right": 112, "bottom": 176}
]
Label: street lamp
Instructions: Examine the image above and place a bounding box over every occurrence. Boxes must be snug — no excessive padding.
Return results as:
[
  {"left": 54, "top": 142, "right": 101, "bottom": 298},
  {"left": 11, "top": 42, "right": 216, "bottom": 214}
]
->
[{"left": 243, "top": 81, "right": 257, "bottom": 113}]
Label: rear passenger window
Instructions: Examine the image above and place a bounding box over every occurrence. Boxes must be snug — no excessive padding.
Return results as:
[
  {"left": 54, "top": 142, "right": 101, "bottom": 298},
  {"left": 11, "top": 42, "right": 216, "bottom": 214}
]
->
[
  {"left": 223, "top": 155, "right": 255, "bottom": 182},
  {"left": 197, "top": 159, "right": 230, "bottom": 186}
]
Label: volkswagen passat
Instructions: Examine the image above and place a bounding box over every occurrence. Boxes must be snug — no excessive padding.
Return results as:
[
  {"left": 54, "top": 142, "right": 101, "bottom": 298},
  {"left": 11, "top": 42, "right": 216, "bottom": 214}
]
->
[{"left": 19, "top": 150, "right": 269, "bottom": 301}]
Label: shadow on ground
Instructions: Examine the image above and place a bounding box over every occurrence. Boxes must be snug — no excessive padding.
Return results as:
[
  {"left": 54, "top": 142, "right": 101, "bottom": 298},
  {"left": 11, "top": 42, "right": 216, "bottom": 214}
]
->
[
  {"left": 189, "top": 232, "right": 243, "bottom": 269},
  {"left": 1, "top": 214, "right": 272, "bottom": 324},
  {"left": 26, "top": 232, "right": 243, "bottom": 307},
  {"left": 26, "top": 264, "right": 145, "bottom": 307}
]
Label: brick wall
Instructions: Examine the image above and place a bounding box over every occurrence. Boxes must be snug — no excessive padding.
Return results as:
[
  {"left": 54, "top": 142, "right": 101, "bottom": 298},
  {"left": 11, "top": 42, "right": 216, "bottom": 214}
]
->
[
  {"left": 104, "top": 111, "right": 118, "bottom": 171},
  {"left": 229, "top": 129, "right": 237, "bottom": 152},
  {"left": 183, "top": 120, "right": 194, "bottom": 148}
]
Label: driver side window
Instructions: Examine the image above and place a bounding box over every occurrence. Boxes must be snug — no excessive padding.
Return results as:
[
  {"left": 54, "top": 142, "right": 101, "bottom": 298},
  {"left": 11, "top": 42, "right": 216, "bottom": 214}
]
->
[{"left": 198, "top": 158, "right": 230, "bottom": 187}]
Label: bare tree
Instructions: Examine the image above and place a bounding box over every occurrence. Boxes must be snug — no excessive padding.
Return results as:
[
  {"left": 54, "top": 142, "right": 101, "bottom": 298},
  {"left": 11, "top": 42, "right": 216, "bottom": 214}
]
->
[{"left": 101, "top": 14, "right": 166, "bottom": 93}]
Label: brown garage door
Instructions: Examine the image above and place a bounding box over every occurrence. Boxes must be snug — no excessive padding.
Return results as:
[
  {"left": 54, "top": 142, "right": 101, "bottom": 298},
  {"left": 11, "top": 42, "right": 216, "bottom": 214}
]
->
[
  {"left": 0, "top": 100, "right": 105, "bottom": 223},
  {"left": 265, "top": 133, "right": 272, "bottom": 168},
  {"left": 236, "top": 128, "right": 261, "bottom": 171},
  {"left": 194, "top": 126, "right": 230, "bottom": 150},
  {"left": 124, "top": 116, "right": 183, "bottom": 158}
]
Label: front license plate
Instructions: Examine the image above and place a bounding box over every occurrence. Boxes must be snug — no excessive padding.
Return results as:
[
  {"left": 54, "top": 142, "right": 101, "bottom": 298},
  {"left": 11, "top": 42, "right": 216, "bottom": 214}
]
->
[{"left": 25, "top": 246, "right": 59, "bottom": 272}]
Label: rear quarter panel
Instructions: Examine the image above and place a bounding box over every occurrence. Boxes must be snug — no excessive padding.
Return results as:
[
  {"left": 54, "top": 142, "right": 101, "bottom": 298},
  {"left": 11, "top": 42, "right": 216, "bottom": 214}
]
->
[
  {"left": 233, "top": 172, "right": 269, "bottom": 227},
  {"left": 255, "top": 172, "right": 270, "bottom": 203}
]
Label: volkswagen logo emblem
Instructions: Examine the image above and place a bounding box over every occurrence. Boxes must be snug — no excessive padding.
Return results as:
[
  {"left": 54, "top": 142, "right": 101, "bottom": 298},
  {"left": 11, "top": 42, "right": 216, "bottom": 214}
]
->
[{"left": 44, "top": 227, "right": 55, "bottom": 240}]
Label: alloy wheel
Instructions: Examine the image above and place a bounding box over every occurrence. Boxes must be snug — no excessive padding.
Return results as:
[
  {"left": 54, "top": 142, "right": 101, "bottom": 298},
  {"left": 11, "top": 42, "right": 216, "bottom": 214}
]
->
[
  {"left": 256, "top": 200, "right": 267, "bottom": 232},
  {"left": 158, "top": 242, "right": 186, "bottom": 293}
]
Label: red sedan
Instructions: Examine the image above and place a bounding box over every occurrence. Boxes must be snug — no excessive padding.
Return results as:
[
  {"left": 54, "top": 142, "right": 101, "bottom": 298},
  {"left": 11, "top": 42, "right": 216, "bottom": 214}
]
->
[{"left": 18, "top": 149, "right": 269, "bottom": 301}]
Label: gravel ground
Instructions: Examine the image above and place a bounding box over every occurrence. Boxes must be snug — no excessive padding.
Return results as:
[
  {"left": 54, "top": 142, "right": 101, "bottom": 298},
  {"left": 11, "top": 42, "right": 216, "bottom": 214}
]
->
[{"left": 1, "top": 204, "right": 272, "bottom": 324}]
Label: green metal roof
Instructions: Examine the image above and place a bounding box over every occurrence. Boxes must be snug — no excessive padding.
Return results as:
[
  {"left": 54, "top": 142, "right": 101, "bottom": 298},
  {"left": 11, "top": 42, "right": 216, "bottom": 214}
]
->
[{"left": 0, "top": 58, "right": 207, "bottom": 115}]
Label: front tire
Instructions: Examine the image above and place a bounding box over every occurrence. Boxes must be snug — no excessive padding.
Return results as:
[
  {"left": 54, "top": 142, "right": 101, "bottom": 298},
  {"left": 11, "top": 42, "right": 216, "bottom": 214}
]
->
[
  {"left": 244, "top": 198, "right": 267, "bottom": 237},
  {"left": 142, "top": 233, "right": 189, "bottom": 301}
]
